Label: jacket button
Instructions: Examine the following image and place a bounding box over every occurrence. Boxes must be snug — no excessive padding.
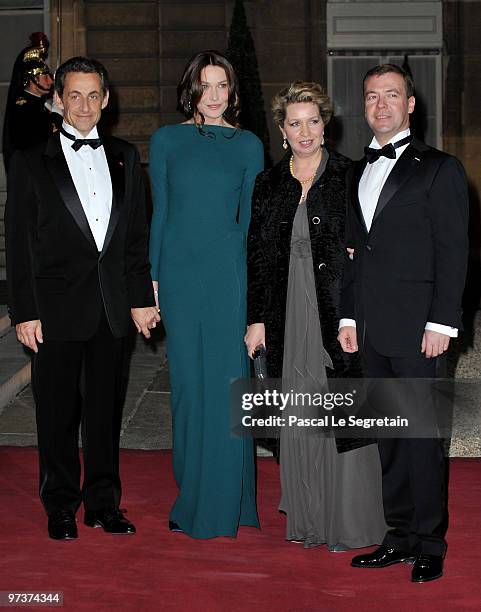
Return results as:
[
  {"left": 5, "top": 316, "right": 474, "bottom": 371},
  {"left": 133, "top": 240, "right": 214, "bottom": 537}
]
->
[
  {"left": 318, "top": 262, "right": 326, "bottom": 269},
  {"left": 312, "top": 216, "right": 320, "bottom": 225},
  {"left": 366, "top": 245, "right": 372, "bottom": 251}
]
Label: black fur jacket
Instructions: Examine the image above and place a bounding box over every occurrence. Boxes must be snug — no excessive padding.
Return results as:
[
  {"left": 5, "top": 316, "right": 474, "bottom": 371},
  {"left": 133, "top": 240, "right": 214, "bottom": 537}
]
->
[{"left": 247, "top": 148, "right": 361, "bottom": 380}]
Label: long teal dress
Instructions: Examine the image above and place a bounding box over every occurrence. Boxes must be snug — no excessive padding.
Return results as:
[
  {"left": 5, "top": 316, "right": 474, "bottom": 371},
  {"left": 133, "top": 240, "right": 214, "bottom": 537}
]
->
[{"left": 149, "top": 123, "right": 264, "bottom": 538}]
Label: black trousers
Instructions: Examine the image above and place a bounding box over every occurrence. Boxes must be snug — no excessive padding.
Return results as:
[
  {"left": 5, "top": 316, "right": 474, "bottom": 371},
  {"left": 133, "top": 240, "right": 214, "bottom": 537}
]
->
[
  {"left": 362, "top": 332, "right": 448, "bottom": 556},
  {"left": 32, "top": 310, "right": 124, "bottom": 516}
]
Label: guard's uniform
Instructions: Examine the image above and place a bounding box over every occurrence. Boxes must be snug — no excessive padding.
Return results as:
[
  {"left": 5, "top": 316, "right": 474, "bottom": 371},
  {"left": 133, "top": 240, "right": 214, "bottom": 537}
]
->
[
  {"left": 2, "top": 33, "right": 58, "bottom": 172},
  {"left": 3, "top": 91, "right": 55, "bottom": 170}
]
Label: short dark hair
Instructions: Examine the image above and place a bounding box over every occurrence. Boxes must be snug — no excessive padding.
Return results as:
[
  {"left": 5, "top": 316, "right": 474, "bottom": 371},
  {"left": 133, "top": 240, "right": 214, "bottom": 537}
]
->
[
  {"left": 177, "top": 50, "right": 240, "bottom": 127},
  {"left": 363, "top": 63, "right": 415, "bottom": 99},
  {"left": 55, "top": 56, "right": 109, "bottom": 96}
]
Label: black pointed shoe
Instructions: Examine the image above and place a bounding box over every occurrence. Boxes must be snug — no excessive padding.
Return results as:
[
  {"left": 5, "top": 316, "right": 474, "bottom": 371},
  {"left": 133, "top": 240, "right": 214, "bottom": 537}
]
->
[
  {"left": 169, "top": 520, "right": 184, "bottom": 533},
  {"left": 84, "top": 508, "right": 136, "bottom": 535},
  {"left": 48, "top": 509, "right": 78, "bottom": 540},
  {"left": 351, "top": 545, "right": 416, "bottom": 568},
  {"left": 411, "top": 554, "right": 444, "bottom": 582}
]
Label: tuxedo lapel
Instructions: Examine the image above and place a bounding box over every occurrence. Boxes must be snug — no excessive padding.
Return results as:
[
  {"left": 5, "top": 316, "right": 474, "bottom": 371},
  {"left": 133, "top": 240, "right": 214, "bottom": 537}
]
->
[
  {"left": 351, "top": 158, "right": 369, "bottom": 234},
  {"left": 100, "top": 138, "right": 125, "bottom": 259},
  {"left": 371, "top": 144, "right": 422, "bottom": 224},
  {"left": 44, "top": 134, "right": 97, "bottom": 249}
]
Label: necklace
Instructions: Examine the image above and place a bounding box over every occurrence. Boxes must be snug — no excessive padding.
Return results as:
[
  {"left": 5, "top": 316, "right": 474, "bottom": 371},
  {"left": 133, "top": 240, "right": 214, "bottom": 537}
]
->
[{"left": 289, "top": 155, "right": 318, "bottom": 185}]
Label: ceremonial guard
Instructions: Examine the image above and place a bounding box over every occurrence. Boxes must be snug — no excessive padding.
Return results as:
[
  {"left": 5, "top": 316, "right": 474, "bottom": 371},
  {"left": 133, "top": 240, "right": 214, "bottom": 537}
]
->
[{"left": 2, "top": 33, "right": 60, "bottom": 172}]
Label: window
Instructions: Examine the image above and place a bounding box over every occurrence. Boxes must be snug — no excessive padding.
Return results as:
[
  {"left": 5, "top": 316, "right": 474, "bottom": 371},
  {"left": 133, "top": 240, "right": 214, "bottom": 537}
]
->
[{"left": 327, "top": 52, "right": 442, "bottom": 158}]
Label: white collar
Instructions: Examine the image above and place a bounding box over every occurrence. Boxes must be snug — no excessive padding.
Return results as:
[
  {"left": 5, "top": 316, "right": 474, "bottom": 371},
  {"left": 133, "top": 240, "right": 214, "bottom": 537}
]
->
[
  {"left": 369, "top": 128, "right": 411, "bottom": 150},
  {"left": 24, "top": 88, "right": 42, "bottom": 99},
  {"left": 62, "top": 121, "right": 99, "bottom": 140}
]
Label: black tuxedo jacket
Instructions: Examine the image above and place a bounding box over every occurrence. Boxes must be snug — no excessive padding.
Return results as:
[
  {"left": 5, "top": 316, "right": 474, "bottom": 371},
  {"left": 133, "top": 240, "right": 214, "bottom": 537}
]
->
[
  {"left": 5, "top": 132, "right": 154, "bottom": 340},
  {"left": 340, "top": 137, "right": 469, "bottom": 357}
]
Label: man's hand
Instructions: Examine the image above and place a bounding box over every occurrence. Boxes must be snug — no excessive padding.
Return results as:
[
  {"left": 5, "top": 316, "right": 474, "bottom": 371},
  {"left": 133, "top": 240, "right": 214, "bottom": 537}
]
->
[
  {"left": 16, "top": 320, "right": 43, "bottom": 353},
  {"left": 131, "top": 307, "right": 161, "bottom": 339},
  {"left": 421, "top": 330, "right": 450, "bottom": 358},
  {"left": 244, "top": 323, "right": 266, "bottom": 358},
  {"left": 338, "top": 326, "right": 358, "bottom": 353}
]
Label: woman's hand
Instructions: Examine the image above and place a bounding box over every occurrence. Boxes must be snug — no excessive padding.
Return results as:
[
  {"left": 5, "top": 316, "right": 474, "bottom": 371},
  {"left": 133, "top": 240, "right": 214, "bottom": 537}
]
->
[{"left": 244, "top": 323, "right": 266, "bottom": 358}]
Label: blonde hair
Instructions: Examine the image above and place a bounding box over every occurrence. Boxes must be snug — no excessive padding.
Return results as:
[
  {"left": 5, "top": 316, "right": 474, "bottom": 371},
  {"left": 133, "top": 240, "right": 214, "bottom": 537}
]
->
[{"left": 271, "top": 81, "right": 332, "bottom": 126}]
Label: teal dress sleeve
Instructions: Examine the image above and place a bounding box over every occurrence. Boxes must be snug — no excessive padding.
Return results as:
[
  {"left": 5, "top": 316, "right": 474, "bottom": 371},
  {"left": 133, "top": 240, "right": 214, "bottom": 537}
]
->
[
  {"left": 238, "top": 134, "right": 264, "bottom": 235},
  {"left": 148, "top": 128, "right": 168, "bottom": 282}
]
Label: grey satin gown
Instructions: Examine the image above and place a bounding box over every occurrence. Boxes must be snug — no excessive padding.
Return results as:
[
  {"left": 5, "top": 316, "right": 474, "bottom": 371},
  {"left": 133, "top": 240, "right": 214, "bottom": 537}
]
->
[{"left": 278, "top": 161, "right": 387, "bottom": 549}]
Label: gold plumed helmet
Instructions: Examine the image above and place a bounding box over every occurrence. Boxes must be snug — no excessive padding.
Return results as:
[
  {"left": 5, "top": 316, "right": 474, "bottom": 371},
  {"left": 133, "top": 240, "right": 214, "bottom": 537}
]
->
[
  {"left": 21, "top": 33, "right": 51, "bottom": 86},
  {"left": 25, "top": 31, "right": 49, "bottom": 60}
]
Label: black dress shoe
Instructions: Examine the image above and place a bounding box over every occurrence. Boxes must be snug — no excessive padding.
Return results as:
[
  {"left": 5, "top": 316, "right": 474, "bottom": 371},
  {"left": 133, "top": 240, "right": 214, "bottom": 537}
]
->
[
  {"left": 351, "top": 545, "right": 415, "bottom": 568},
  {"left": 169, "top": 520, "right": 184, "bottom": 533},
  {"left": 411, "top": 554, "right": 444, "bottom": 582},
  {"left": 84, "top": 508, "right": 136, "bottom": 535},
  {"left": 48, "top": 509, "right": 78, "bottom": 540}
]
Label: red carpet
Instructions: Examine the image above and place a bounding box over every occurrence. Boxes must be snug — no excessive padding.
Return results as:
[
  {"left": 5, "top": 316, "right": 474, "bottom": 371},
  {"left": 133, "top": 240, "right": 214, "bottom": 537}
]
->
[{"left": 0, "top": 448, "right": 480, "bottom": 611}]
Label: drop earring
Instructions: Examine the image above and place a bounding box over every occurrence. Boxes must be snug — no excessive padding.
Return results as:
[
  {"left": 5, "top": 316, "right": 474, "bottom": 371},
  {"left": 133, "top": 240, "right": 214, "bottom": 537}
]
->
[{"left": 282, "top": 137, "right": 288, "bottom": 150}]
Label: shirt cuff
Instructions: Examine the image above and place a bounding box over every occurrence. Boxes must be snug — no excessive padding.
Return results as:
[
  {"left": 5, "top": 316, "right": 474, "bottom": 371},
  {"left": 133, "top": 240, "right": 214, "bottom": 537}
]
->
[
  {"left": 425, "top": 322, "right": 458, "bottom": 338},
  {"left": 339, "top": 318, "right": 356, "bottom": 330}
]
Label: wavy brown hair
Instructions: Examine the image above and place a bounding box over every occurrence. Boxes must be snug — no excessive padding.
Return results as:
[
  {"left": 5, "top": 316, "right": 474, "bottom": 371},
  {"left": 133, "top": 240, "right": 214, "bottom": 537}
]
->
[
  {"left": 271, "top": 82, "right": 332, "bottom": 127},
  {"left": 177, "top": 50, "right": 241, "bottom": 127}
]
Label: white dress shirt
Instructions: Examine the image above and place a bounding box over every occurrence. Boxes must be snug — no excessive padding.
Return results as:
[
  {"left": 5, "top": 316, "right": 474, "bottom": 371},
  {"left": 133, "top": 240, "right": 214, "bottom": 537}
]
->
[
  {"left": 60, "top": 122, "right": 112, "bottom": 252},
  {"left": 340, "top": 128, "right": 457, "bottom": 338}
]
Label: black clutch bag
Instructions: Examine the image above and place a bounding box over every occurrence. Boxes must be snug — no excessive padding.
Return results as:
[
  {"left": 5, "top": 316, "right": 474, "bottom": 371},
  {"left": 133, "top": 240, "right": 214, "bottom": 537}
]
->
[{"left": 252, "top": 345, "right": 267, "bottom": 379}]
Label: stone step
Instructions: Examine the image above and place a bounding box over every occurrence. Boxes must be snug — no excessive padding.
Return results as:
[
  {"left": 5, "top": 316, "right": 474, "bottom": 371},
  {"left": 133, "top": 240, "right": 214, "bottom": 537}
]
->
[
  {"left": 1, "top": 200, "right": 5, "bottom": 235},
  {"left": 0, "top": 160, "right": 5, "bottom": 191},
  {"left": 0, "top": 306, "right": 9, "bottom": 336},
  {"left": 0, "top": 327, "right": 31, "bottom": 412}
]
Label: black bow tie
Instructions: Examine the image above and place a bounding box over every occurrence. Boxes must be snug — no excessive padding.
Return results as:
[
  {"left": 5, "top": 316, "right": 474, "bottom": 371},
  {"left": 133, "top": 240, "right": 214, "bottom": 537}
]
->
[
  {"left": 60, "top": 126, "right": 103, "bottom": 151},
  {"left": 364, "top": 135, "right": 412, "bottom": 164}
]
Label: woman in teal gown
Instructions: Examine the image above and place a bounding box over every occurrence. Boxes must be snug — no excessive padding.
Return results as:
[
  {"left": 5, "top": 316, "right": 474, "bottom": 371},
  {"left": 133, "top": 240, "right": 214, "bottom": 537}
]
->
[{"left": 149, "top": 51, "right": 264, "bottom": 538}]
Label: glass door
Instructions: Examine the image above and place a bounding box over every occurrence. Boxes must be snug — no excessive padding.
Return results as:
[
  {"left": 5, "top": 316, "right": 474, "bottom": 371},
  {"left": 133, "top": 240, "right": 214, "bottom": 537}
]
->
[{"left": 327, "top": 52, "right": 442, "bottom": 160}]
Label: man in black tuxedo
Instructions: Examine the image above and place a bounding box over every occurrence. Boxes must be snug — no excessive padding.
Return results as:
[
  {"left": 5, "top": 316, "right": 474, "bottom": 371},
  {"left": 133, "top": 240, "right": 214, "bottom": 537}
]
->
[
  {"left": 338, "top": 64, "right": 468, "bottom": 582},
  {"left": 5, "top": 57, "right": 160, "bottom": 540}
]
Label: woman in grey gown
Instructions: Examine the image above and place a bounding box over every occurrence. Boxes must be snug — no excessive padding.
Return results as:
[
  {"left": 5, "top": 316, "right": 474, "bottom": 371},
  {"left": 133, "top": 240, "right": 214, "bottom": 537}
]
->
[{"left": 245, "top": 82, "right": 387, "bottom": 550}]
